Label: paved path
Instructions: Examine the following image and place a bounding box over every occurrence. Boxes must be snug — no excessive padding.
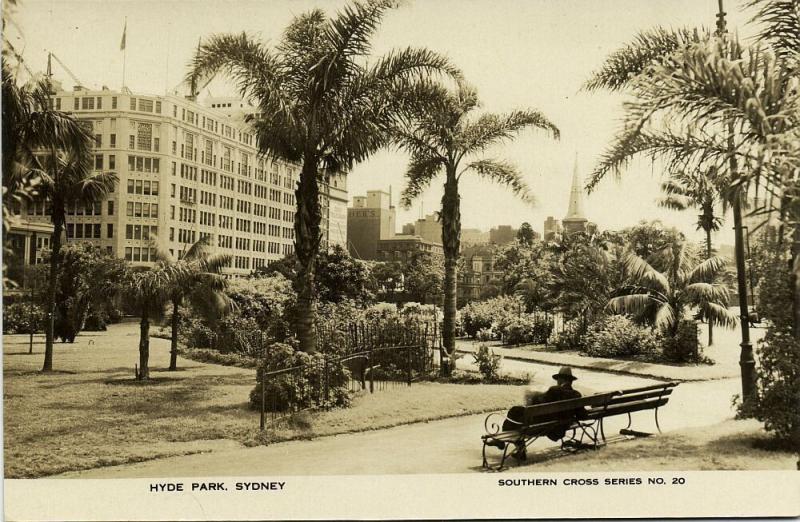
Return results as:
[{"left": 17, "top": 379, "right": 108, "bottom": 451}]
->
[{"left": 62, "top": 367, "right": 740, "bottom": 478}]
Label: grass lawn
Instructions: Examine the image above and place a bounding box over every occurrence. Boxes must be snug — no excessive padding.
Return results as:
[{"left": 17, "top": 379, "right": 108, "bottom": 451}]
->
[
  {"left": 4, "top": 324, "right": 525, "bottom": 478},
  {"left": 514, "top": 419, "right": 798, "bottom": 471}
]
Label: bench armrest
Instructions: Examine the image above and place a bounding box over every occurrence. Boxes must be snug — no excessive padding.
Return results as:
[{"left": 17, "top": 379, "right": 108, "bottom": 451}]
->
[{"left": 484, "top": 412, "right": 523, "bottom": 436}]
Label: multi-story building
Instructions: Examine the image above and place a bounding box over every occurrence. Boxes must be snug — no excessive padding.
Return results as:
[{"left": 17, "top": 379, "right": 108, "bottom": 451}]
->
[
  {"left": 15, "top": 87, "right": 347, "bottom": 278},
  {"left": 543, "top": 216, "right": 562, "bottom": 241},
  {"left": 413, "top": 214, "right": 442, "bottom": 244},
  {"left": 461, "top": 228, "right": 489, "bottom": 246},
  {"left": 376, "top": 235, "right": 443, "bottom": 263},
  {"left": 489, "top": 225, "right": 518, "bottom": 245},
  {"left": 457, "top": 245, "right": 503, "bottom": 305},
  {"left": 347, "top": 190, "right": 396, "bottom": 260}
]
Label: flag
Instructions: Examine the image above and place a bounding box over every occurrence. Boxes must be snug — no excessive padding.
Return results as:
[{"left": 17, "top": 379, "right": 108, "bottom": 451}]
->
[{"left": 120, "top": 20, "right": 127, "bottom": 51}]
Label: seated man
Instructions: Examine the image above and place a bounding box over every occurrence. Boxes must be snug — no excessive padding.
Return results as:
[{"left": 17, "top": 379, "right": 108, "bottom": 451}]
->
[{"left": 493, "top": 367, "right": 583, "bottom": 457}]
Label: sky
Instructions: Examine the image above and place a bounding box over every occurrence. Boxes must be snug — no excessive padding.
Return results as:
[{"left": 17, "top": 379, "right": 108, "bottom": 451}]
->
[{"left": 9, "top": 0, "right": 755, "bottom": 243}]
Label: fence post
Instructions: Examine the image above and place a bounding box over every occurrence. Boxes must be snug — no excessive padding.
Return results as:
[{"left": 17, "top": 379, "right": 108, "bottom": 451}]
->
[
  {"left": 369, "top": 351, "right": 374, "bottom": 393},
  {"left": 407, "top": 344, "right": 412, "bottom": 386},
  {"left": 324, "top": 356, "right": 330, "bottom": 406},
  {"left": 259, "top": 366, "right": 266, "bottom": 431}
]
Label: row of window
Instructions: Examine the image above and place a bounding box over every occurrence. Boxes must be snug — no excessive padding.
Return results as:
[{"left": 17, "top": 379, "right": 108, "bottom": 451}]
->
[
  {"left": 125, "top": 224, "right": 159, "bottom": 241},
  {"left": 66, "top": 223, "right": 112, "bottom": 239},
  {"left": 127, "top": 179, "right": 160, "bottom": 196},
  {"left": 124, "top": 246, "right": 158, "bottom": 262},
  {"left": 125, "top": 201, "right": 159, "bottom": 218}
]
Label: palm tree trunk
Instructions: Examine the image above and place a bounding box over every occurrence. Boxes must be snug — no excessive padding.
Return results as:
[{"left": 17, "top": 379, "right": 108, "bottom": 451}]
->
[
  {"left": 169, "top": 297, "right": 180, "bottom": 371},
  {"left": 294, "top": 156, "right": 322, "bottom": 354},
  {"left": 792, "top": 224, "right": 800, "bottom": 340},
  {"left": 42, "top": 210, "right": 64, "bottom": 372},
  {"left": 138, "top": 308, "right": 150, "bottom": 381},
  {"left": 706, "top": 227, "right": 714, "bottom": 347},
  {"left": 440, "top": 171, "right": 460, "bottom": 376}
]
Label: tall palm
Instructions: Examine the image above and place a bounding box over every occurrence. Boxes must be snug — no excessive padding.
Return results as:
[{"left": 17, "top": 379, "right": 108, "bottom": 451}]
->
[
  {"left": 583, "top": 6, "right": 799, "bottom": 335},
  {"left": 608, "top": 241, "right": 738, "bottom": 337},
  {"left": 127, "top": 264, "right": 185, "bottom": 381},
  {"left": 658, "top": 169, "right": 725, "bottom": 345},
  {"left": 159, "top": 237, "right": 232, "bottom": 371},
  {"left": 393, "top": 83, "right": 559, "bottom": 373},
  {"left": 187, "top": 0, "right": 459, "bottom": 353}
]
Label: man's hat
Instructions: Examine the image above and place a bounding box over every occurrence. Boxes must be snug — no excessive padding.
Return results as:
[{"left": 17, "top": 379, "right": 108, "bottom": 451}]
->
[{"left": 552, "top": 366, "right": 577, "bottom": 381}]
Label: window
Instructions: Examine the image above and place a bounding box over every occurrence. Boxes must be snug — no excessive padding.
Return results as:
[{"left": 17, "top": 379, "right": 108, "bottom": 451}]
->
[
  {"left": 126, "top": 202, "right": 133, "bottom": 216},
  {"left": 55, "top": 98, "right": 61, "bottom": 110},
  {"left": 66, "top": 223, "right": 74, "bottom": 238},
  {"left": 138, "top": 99, "right": 153, "bottom": 112},
  {"left": 107, "top": 224, "right": 113, "bottom": 238},
  {"left": 153, "top": 137, "right": 160, "bottom": 152},
  {"left": 133, "top": 247, "right": 141, "bottom": 262},
  {"left": 152, "top": 181, "right": 159, "bottom": 196},
  {"left": 94, "top": 224, "right": 101, "bottom": 238},
  {"left": 155, "top": 101, "right": 161, "bottom": 113},
  {"left": 73, "top": 97, "right": 79, "bottom": 110},
  {"left": 143, "top": 181, "right": 151, "bottom": 196},
  {"left": 75, "top": 224, "right": 83, "bottom": 238},
  {"left": 129, "top": 135, "right": 135, "bottom": 149},
  {"left": 110, "top": 134, "right": 116, "bottom": 148},
  {"left": 135, "top": 180, "right": 143, "bottom": 194},
  {"left": 112, "top": 97, "right": 117, "bottom": 109},
  {"left": 82, "top": 97, "right": 94, "bottom": 110},
  {"left": 94, "top": 155, "right": 103, "bottom": 170},
  {"left": 94, "top": 134, "right": 101, "bottom": 148},
  {"left": 134, "top": 225, "right": 142, "bottom": 240},
  {"left": 127, "top": 179, "right": 134, "bottom": 193},
  {"left": 169, "top": 228, "right": 174, "bottom": 241},
  {"left": 96, "top": 97, "right": 102, "bottom": 109},
  {"left": 126, "top": 225, "right": 133, "bottom": 239},
  {"left": 135, "top": 202, "right": 142, "bottom": 217},
  {"left": 125, "top": 247, "right": 132, "bottom": 261},
  {"left": 109, "top": 155, "right": 116, "bottom": 170},
  {"left": 130, "top": 98, "right": 137, "bottom": 110},
  {"left": 108, "top": 201, "right": 114, "bottom": 215},
  {"left": 171, "top": 184, "right": 175, "bottom": 197}
]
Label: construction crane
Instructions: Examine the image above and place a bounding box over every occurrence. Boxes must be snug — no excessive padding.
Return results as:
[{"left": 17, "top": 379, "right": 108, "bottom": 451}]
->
[{"left": 48, "top": 51, "right": 87, "bottom": 90}]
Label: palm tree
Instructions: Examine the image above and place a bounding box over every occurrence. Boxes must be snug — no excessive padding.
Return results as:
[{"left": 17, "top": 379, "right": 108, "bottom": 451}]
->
[
  {"left": 159, "top": 238, "right": 232, "bottom": 371},
  {"left": 393, "top": 83, "right": 559, "bottom": 373},
  {"left": 583, "top": 11, "right": 799, "bottom": 334},
  {"left": 658, "top": 169, "right": 725, "bottom": 345},
  {"left": 186, "top": 0, "right": 459, "bottom": 353},
  {"left": 608, "top": 241, "right": 737, "bottom": 337},
  {"left": 127, "top": 264, "right": 185, "bottom": 381}
]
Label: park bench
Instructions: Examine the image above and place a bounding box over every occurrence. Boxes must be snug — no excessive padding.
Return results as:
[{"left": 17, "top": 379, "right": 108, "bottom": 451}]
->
[{"left": 481, "top": 382, "right": 679, "bottom": 470}]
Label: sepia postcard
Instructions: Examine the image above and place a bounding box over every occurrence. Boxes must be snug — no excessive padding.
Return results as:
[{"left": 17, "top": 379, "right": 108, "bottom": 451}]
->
[{"left": 2, "top": 0, "right": 799, "bottom": 519}]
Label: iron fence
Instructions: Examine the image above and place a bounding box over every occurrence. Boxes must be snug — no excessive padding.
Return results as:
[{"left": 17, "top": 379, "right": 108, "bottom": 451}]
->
[{"left": 258, "top": 319, "right": 440, "bottom": 429}]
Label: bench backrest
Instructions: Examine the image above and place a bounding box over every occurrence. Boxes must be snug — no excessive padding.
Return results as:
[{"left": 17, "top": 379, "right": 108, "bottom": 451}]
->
[
  {"left": 585, "top": 382, "right": 679, "bottom": 417},
  {"left": 520, "top": 391, "right": 619, "bottom": 426}
]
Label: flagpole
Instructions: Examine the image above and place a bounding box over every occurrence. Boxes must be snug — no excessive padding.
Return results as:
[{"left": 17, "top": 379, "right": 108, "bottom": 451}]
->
[{"left": 121, "top": 16, "right": 127, "bottom": 90}]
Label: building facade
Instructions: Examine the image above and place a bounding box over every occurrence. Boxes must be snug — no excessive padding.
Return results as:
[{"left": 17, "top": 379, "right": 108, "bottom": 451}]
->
[
  {"left": 413, "top": 214, "right": 442, "bottom": 244},
  {"left": 376, "top": 235, "right": 443, "bottom": 263},
  {"left": 543, "top": 216, "right": 562, "bottom": 241},
  {"left": 489, "top": 225, "right": 518, "bottom": 245},
  {"left": 346, "top": 190, "right": 396, "bottom": 260},
  {"left": 457, "top": 245, "right": 503, "bottom": 305},
  {"left": 15, "top": 87, "right": 347, "bottom": 278}
]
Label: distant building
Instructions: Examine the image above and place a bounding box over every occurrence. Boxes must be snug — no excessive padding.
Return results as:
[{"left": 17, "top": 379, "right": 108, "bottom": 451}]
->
[
  {"left": 458, "top": 244, "right": 503, "bottom": 305},
  {"left": 461, "top": 228, "right": 489, "bottom": 245},
  {"left": 543, "top": 216, "right": 562, "bottom": 241},
  {"left": 562, "top": 155, "right": 589, "bottom": 236},
  {"left": 347, "top": 190, "right": 396, "bottom": 260},
  {"left": 489, "top": 225, "right": 518, "bottom": 245},
  {"left": 414, "top": 214, "right": 442, "bottom": 244},
  {"left": 401, "top": 223, "right": 415, "bottom": 235},
  {"left": 3, "top": 212, "right": 53, "bottom": 292},
  {"left": 376, "top": 235, "right": 443, "bottom": 262}
]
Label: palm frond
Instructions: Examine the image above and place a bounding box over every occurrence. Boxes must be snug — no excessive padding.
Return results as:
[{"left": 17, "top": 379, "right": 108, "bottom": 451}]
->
[
  {"left": 746, "top": 0, "right": 800, "bottom": 64},
  {"left": 653, "top": 303, "right": 677, "bottom": 331},
  {"left": 704, "top": 301, "right": 739, "bottom": 329},
  {"left": 623, "top": 253, "right": 670, "bottom": 292},
  {"left": 687, "top": 255, "right": 728, "bottom": 283},
  {"left": 606, "top": 293, "right": 656, "bottom": 316},
  {"left": 584, "top": 26, "right": 710, "bottom": 91},
  {"left": 459, "top": 109, "right": 560, "bottom": 156},
  {"left": 460, "top": 158, "right": 533, "bottom": 204},
  {"left": 399, "top": 153, "right": 443, "bottom": 208}
]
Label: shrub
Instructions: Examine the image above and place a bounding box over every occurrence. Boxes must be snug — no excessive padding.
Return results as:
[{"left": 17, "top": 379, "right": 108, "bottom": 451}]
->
[
  {"left": 661, "top": 320, "right": 701, "bottom": 363},
  {"left": 249, "top": 343, "right": 351, "bottom": 412},
  {"left": 497, "top": 313, "right": 553, "bottom": 345},
  {"left": 472, "top": 344, "right": 502, "bottom": 381},
  {"left": 548, "top": 317, "right": 586, "bottom": 351},
  {"left": 2, "top": 301, "right": 45, "bottom": 334},
  {"left": 476, "top": 326, "right": 497, "bottom": 342},
  {"left": 744, "top": 329, "right": 800, "bottom": 448},
  {"left": 583, "top": 315, "right": 659, "bottom": 358},
  {"left": 83, "top": 308, "right": 109, "bottom": 331},
  {"left": 179, "top": 347, "right": 257, "bottom": 368},
  {"left": 460, "top": 296, "right": 520, "bottom": 338}
]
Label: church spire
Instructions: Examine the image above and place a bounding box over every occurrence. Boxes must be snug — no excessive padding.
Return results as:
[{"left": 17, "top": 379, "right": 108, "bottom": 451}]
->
[{"left": 565, "top": 153, "right": 585, "bottom": 220}]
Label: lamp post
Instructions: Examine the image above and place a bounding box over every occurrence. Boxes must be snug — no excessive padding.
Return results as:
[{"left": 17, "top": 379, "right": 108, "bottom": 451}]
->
[{"left": 717, "top": 0, "right": 757, "bottom": 402}]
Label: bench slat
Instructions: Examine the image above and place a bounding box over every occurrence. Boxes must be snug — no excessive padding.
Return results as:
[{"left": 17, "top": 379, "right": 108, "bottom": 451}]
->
[
  {"left": 606, "top": 389, "right": 674, "bottom": 404},
  {"left": 587, "top": 398, "right": 669, "bottom": 418}
]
